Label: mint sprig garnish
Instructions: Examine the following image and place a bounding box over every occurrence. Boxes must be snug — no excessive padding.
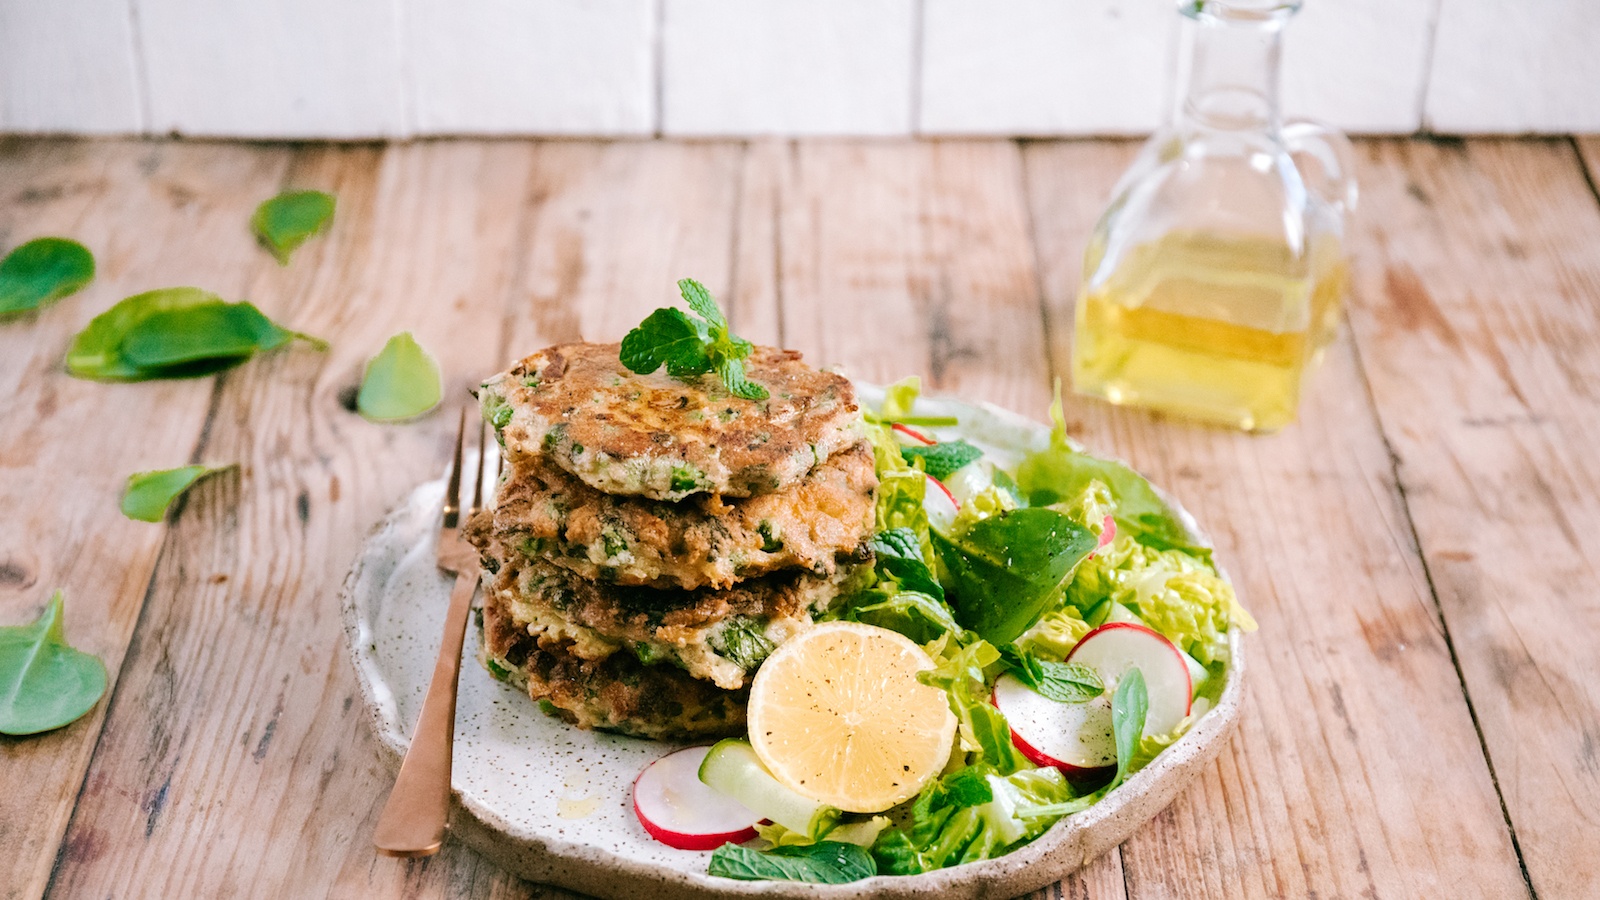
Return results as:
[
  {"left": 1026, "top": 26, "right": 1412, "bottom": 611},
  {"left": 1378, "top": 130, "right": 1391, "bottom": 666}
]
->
[{"left": 620, "top": 278, "right": 768, "bottom": 400}]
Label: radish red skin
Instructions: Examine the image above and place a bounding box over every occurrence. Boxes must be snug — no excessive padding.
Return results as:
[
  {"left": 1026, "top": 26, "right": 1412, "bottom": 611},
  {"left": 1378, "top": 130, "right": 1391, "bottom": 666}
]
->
[
  {"left": 632, "top": 792, "right": 757, "bottom": 851},
  {"left": 928, "top": 475, "right": 958, "bottom": 506},
  {"left": 991, "top": 683, "right": 1116, "bottom": 785},
  {"left": 632, "top": 747, "right": 761, "bottom": 851},
  {"left": 892, "top": 423, "right": 935, "bottom": 445}
]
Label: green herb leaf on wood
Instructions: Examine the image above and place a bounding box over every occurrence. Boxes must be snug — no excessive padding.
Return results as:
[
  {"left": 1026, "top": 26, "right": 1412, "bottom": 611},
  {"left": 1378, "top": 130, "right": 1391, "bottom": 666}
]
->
[
  {"left": 121, "top": 464, "right": 234, "bottom": 522},
  {"left": 0, "top": 237, "right": 95, "bottom": 316},
  {"left": 708, "top": 841, "right": 876, "bottom": 884},
  {"left": 66, "top": 287, "right": 325, "bottom": 381},
  {"left": 357, "top": 332, "right": 443, "bottom": 422},
  {"left": 0, "top": 591, "right": 108, "bottom": 735},
  {"left": 253, "top": 190, "right": 335, "bottom": 265}
]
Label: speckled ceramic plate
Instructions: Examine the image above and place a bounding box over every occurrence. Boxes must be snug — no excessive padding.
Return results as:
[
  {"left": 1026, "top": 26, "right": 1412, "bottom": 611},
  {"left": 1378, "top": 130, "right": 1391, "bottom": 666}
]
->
[{"left": 340, "top": 385, "right": 1247, "bottom": 900}]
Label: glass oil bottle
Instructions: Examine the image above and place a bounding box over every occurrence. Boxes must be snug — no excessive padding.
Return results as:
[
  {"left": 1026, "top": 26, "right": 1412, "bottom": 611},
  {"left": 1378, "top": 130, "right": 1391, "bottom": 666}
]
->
[{"left": 1072, "top": 0, "right": 1357, "bottom": 432}]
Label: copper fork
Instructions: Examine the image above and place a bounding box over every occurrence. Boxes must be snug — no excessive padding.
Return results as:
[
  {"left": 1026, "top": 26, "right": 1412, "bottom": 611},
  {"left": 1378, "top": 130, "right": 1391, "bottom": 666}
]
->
[{"left": 374, "top": 408, "right": 487, "bottom": 857}]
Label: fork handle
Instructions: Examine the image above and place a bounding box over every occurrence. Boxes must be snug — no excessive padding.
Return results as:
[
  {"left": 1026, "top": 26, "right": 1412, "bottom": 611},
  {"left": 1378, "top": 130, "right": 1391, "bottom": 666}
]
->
[{"left": 373, "top": 566, "right": 479, "bottom": 857}]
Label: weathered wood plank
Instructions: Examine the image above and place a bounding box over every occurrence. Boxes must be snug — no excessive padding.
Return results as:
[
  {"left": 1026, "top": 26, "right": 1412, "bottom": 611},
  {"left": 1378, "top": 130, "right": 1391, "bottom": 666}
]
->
[
  {"left": 1345, "top": 138, "right": 1600, "bottom": 899},
  {"left": 0, "top": 139, "right": 293, "bottom": 900},
  {"left": 1021, "top": 140, "right": 1531, "bottom": 898},
  {"left": 747, "top": 138, "right": 1117, "bottom": 897},
  {"left": 44, "top": 142, "right": 546, "bottom": 898}
]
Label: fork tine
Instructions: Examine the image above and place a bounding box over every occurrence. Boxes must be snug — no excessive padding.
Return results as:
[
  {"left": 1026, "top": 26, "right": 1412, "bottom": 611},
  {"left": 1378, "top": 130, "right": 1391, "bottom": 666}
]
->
[
  {"left": 443, "top": 407, "right": 466, "bottom": 529},
  {"left": 471, "top": 417, "right": 487, "bottom": 513}
]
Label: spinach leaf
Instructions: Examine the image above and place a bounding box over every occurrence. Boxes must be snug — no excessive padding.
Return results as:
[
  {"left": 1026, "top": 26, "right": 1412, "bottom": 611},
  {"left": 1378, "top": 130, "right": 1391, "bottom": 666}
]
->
[
  {"left": 867, "top": 527, "right": 943, "bottom": 600},
  {"left": 933, "top": 507, "right": 1096, "bottom": 644},
  {"left": 1001, "top": 645, "right": 1103, "bottom": 703},
  {"left": 1110, "top": 668, "right": 1149, "bottom": 790},
  {"left": 0, "top": 591, "right": 107, "bottom": 735},
  {"left": 66, "top": 287, "right": 324, "bottom": 381},
  {"left": 0, "top": 237, "right": 94, "bottom": 316},
  {"left": 900, "top": 439, "right": 983, "bottom": 481},
  {"left": 121, "top": 464, "right": 234, "bottom": 522},
  {"left": 708, "top": 841, "right": 876, "bottom": 883},
  {"left": 357, "top": 332, "right": 442, "bottom": 422},
  {"left": 836, "top": 589, "right": 959, "bottom": 645},
  {"left": 253, "top": 190, "right": 335, "bottom": 264}
]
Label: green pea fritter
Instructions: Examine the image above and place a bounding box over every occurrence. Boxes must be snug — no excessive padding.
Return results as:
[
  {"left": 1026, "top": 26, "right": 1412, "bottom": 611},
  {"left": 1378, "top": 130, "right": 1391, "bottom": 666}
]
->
[
  {"left": 479, "top": 342, "right": 864, "bottom": 501},
  {"left": 480, "top": 442, "right": 876, "bottom": 591},
  {"left": 479, "top": 593, "right": 747, "bottom": 741}
]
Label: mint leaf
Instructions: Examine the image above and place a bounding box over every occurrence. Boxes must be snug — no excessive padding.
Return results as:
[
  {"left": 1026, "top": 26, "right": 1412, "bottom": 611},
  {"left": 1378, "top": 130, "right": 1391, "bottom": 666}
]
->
[
  {"left": 620, "top": 307, "right": 710, "bottom": 376},
  {"left": 0, "top": 237, "right": 94, "bottom": 316},
  {"left": 900, "top": 440, "right": 984, "bottom": 481},
  {"left": 358, "top": 332, "right": 443, "bottom": 422},
  {"left": 1002, "top": 645, "right": 1104, "bottom": 703},
  {"left": 0, "top": 591, "right": 107, "bottom": 735},
  {"left": 621, "top": 280, "right": 767, "bottom": 398},
  {"left": 678, "top": 277, "right": 725, "bottom": 329},
  {"left": 716, "top": 356, "right": 769, "bottom": 400},
  {"left": 253, "top": 190, "right": 334, "bottom": 265},
  {"left": 708, "top": 841, "right": 875, "bottom": 884},
  {"left": 121, "top": 464, "right": 234, "bottom": 522}
]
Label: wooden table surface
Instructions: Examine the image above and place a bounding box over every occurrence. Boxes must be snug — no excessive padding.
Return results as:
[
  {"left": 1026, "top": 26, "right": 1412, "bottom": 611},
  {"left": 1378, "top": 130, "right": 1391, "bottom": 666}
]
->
[{"left": 2, "top": 136, "right": 1597, "bottom": 900}]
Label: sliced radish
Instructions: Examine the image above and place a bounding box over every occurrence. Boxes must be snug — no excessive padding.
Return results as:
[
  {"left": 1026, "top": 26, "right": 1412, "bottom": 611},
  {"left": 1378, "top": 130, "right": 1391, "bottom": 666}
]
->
[
  {"left": 1067, "top": 623, "right": 1192, "bottom": 736},
  {"left": 993, "top": 674, "right": 1116, "bottom": 783},
  {"left": 634, "top": 745, "right": 761, "bottom": 851},
  {"left": 924, "top": 475, "right": 959, "bottom": 532},
  {"left": 1087, "top": 515, "right": 1116, "bottom": 559},
  {"left": 892, "top": 423, "right": 936, "bottom": 446}
]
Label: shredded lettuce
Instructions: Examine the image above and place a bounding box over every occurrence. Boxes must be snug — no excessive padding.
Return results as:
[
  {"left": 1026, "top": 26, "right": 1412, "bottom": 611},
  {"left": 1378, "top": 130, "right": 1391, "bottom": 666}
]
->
[
  {"left": 871, "top": 765, "right": 1076, "bottom": 874},
  {"left": 1015, "top": 606, "right": 1093, "bottom": 660},
  {"left": 917, "top": 637, "right": 1026, "bottom": 774},
  {"left": 1071, "top": 540, "right": 1249, "bottom": 665}
]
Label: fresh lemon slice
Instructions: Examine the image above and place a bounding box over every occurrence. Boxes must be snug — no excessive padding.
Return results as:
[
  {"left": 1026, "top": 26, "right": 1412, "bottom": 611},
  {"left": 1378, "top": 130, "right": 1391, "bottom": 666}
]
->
[{"left": 747, "top": 621, "right": 957, "bottom": 813}]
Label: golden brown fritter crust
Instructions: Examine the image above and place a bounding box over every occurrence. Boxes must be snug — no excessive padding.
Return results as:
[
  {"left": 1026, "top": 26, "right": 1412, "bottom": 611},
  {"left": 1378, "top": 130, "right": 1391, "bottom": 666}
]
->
[
  {"left": 480, "top": 594, "right": 746, "bottom": 741},
  {"left": 480, "top": 442, "right": 876, "bottom": 590},
  {"left": 480, "top": 342, "right": 862, "bottom": 500}
]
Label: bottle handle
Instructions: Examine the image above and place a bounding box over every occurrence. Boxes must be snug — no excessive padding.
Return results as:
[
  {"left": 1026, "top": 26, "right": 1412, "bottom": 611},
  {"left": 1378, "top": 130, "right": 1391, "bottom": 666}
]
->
[{"left": 1283, "top": 119, "right": 1358, "bottom": 216}]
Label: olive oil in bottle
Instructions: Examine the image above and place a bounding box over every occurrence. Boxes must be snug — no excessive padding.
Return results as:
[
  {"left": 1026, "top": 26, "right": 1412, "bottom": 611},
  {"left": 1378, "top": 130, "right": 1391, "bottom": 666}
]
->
[
  {"left": 1073, "top": 231, "right": 1347, "bottom": 432},
  {"left": 1069, "top": 0, "right": 1355, "bottom": 433}
]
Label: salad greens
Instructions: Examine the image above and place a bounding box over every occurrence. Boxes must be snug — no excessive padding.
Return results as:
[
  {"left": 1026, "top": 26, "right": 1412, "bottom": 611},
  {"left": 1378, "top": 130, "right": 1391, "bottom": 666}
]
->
[
  {"left": 357, "top": 332, "right": 443, "bottom": 422},
  {"left": 934, "top": 508, "right": 1097, "bottom": 645},
  {"left": 121, "top": 464, "right": 235, "bottom": 522},
  {"left": 0, "top": 237, "right": 95, "bottom": 317},
  {"left": 0, "top": 591, "right": 108, "bottom": 735},
  {"left": 620, "top": 278, "right": 768, "bottom": 400},
  {"left": 253, "top": 190, "right": 335, "bottom": 265},
  {"left": 715, "top": 377, "right": 1252, "bottom": 881},
  {"left": 66, "top": 287, "right": 325, "bottom": 381}
]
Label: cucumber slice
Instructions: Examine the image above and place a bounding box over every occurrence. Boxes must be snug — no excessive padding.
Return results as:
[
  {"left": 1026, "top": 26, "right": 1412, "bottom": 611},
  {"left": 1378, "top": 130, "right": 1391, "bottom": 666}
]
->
[
  {"left": 698, "top": 738, "right": 840, "bottom": 839},
  {"left": 1085, "top": 600, "right": 1142, "bottom": 628}
]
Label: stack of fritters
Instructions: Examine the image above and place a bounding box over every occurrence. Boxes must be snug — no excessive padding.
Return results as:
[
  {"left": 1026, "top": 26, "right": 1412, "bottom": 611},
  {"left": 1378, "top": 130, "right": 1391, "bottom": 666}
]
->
[{"left": 467, "top": 342, "right": 876, "bottom": 741}]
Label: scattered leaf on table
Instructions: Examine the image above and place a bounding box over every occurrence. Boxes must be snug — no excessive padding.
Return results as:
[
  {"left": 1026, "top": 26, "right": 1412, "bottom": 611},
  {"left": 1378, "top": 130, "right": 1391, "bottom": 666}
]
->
[
  {"left": 0, "top": 237, "right": 95, "bottom": 316},
  {"left": 65, "top": 287, "right": 325, "bottom": 381},
  {"left": 0, "top": 591, "right": 108, "bottom": 735},
  {"left": 253, "top": 190, "right": 335, "bottom": 264},
  {"left": 358, "top": 332, "right": 442, "bottom": 422},
  {"left": 121, "top": 464, "right": 234, "bottom": 522}
]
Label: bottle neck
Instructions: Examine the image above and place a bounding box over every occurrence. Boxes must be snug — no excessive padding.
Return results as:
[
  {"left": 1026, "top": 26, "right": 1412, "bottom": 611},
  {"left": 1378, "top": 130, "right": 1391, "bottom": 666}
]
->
[{"left": 1172, "top": 5, "right": 1289, "bottom": 133}]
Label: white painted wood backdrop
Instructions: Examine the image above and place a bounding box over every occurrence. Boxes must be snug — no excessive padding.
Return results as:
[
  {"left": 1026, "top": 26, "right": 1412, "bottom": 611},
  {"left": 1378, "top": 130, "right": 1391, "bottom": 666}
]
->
[{"left": 0, "top": 0, "right": 1595, "bottom": 137}]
